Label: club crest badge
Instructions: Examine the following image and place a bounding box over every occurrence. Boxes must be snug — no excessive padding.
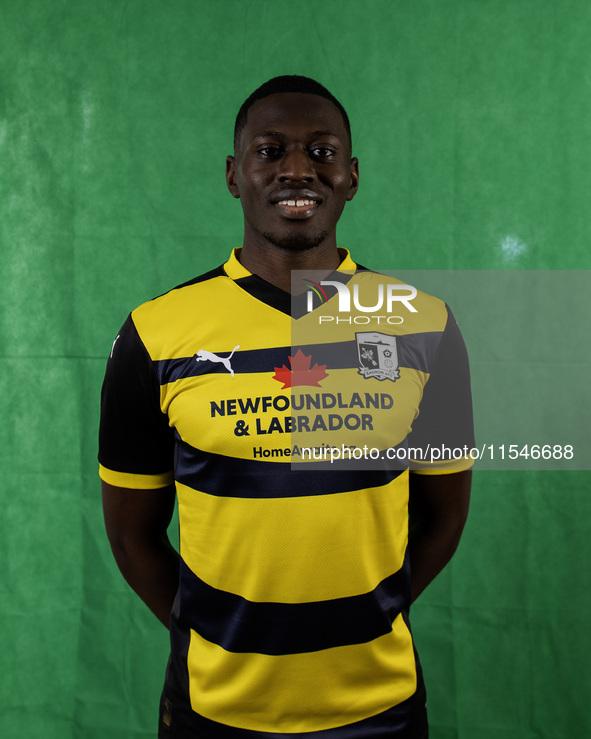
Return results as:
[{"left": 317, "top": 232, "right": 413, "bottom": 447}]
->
[{"left": 356, "top": 332, "right": 400, "bottom": 382}]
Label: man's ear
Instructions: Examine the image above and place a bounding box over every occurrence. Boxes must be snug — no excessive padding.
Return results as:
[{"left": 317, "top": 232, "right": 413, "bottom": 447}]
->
[
  {"left": 226, "top": 156, "right": 240, "bottom": 199},
  {"left": 347, "top": 157, "right": 359, "bottom": 202}
]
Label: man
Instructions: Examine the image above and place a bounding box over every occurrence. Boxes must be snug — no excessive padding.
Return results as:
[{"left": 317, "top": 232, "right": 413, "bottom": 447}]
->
[{"left": 99, "top": 75, "right": 473, "bottom": 738}]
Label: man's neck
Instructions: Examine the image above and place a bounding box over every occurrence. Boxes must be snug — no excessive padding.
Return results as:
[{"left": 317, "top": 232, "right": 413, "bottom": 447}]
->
[{"left": 237, "top": 243, "right": 344, "bottom": 295}]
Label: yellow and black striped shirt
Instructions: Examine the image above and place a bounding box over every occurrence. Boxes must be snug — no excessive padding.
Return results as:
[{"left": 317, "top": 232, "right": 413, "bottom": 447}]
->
[{"left": 99, "top": 249, "right": 473, "bottom": 737}]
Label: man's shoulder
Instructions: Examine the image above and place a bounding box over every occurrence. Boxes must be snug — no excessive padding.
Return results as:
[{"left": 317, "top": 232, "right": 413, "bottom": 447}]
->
[{"left": 125, "top": 262, "right": 233, "bottom": 356}]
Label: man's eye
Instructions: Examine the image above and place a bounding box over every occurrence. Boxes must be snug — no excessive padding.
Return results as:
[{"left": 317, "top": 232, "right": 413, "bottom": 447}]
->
[
  {"left": 258, "top": 147, "right": 282, "bottom": 158},
  {"left": 310, "top": 147, "right": 335, "bottom": 159}
]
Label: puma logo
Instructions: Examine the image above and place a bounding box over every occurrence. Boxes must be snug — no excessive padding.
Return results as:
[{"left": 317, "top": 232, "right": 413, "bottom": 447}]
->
[{"left": 195, "top": 345, "right": 240, "bottom": 377}]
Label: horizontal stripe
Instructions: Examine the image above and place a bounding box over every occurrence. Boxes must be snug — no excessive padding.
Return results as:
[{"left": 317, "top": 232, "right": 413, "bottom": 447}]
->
[
  {"left": 174, "top": 435, "right": 402, "bottom": 498},
  {"left": 185, "top": 616, "right": 416, "bottom": 732},
  {"left": 154, "top": 334, "right": 442, "bottom": 385},
  {"left": 177, "top": 473, "right": 409, "bottom": 603},
  {"left": 163, "top": 673, "right": 424, "bottom": 737},
  {"left": 179, "top": 556, "right": 410, "bottom": 655},
  {"left": 98, "top": 464, "right": 173, "bottom": 489},
  {"left": 155, "top": 345, "right": 296, "bottom": 384}
]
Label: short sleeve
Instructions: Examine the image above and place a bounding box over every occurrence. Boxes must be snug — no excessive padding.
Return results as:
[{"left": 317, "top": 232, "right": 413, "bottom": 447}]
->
[
  {"left": 98, "top": 314, "right": 175, "bottom": 488},
  {"left": 408, "top": 305, "right": 475, "bottom": 474}
]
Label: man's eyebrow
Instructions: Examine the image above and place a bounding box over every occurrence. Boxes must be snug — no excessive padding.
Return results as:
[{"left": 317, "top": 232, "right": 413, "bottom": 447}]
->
[
  {"left": 308, "top": 130, "right": 341, "bottom": 139},
  {"left": 252, "top": 131, "right": 283, "bottom": 140}
]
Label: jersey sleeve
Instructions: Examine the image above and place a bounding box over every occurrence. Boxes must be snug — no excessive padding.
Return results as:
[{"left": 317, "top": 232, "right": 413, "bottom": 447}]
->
[
  {"left": 98, "top": 314, "right": 175, "bottom": 489},
  {"left": 408, "top": 305, "right": 475, "bottom": 474}
]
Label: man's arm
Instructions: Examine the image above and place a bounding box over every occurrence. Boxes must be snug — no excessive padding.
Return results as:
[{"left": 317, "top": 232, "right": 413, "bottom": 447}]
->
[
  {"left": 101, "top": 481, "right": 180, "bottom": 628},
  {"left": 408, "top": 469, "right": 472, "bottom": 603}
]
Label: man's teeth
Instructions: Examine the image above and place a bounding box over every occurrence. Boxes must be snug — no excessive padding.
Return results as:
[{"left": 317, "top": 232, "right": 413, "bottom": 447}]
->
[{"left": 278, "top": 199, "right": 316, "bottom": 207}]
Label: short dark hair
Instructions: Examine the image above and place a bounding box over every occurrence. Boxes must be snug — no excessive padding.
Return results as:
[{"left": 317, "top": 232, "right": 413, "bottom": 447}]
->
[{"left": 234, "top": 75, "right": 352, "bottom": 153}]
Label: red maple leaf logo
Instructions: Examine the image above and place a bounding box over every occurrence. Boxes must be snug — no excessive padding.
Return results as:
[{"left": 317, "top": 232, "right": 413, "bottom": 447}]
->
[{"left": 272, "top": 349, "right": 329, "bottom": 389}]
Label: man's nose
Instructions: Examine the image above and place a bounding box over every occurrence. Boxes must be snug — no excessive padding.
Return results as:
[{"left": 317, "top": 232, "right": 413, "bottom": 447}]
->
[{"left": 278, "top": 148, "right": 314, "bottom": 181}]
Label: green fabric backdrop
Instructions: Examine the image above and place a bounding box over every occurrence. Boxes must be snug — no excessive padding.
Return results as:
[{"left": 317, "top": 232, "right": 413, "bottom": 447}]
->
[{"left": 1, "top": 1, "right": 589, "bottom": 737}]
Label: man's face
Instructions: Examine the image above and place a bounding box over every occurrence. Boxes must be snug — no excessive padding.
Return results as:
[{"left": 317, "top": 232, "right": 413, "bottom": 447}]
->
[{"left": 226, "top": 93, "right": 359, "bottom": 253}]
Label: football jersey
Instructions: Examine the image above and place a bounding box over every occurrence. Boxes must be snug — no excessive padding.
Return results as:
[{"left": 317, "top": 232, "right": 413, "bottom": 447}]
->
[{"left": 99, "top": 249, "right": 474, "bottom": 737}]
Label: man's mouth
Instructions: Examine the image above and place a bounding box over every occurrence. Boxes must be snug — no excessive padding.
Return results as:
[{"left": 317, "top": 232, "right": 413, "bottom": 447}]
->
[
  {"left": 272, "top": 193, "right": 321, "bottom": 219},
  {"left": 277, "top": 198, "right": 317, "bottom": 207}
]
